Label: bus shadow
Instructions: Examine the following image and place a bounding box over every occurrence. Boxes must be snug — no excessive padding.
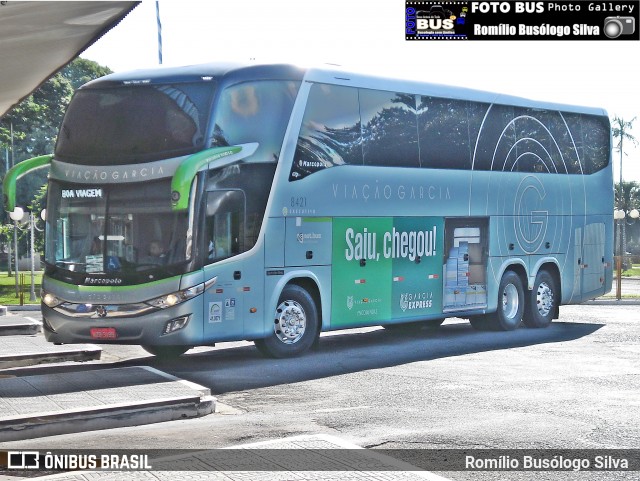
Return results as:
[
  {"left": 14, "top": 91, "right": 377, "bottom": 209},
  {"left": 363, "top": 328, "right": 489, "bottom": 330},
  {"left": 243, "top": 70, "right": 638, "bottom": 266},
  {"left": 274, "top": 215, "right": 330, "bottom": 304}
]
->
[{"left": 146, "top": 320, "right": 603, "bottom": 394}]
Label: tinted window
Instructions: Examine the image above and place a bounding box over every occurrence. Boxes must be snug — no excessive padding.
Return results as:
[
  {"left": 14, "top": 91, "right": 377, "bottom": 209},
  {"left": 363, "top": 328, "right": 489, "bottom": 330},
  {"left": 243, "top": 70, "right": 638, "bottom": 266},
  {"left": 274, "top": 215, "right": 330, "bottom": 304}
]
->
[
  {"left": 211, "top": 80, "right": 300, "bottom": 163},
  {"left": 291, "top": 84, "right": 362, "bottom": 181},
  {"left": 360, "top": 90, "right": 419, "bottom": 167},
  {"left": 291, "top": 83, "right": 609, "bottom": 178},
  {"left": 56, "top": 83, "right": 215, "bottom": 164},
  {"left": 472, "top": 103, "right": 516, "bottom": 171},
  {"left": 509, "top": 108, "right": 556, "bottom": 173},
  {"left": 207, "top": 163, "right": 277, "bottom": 251},
  {"left": 563, "top": 113, "right": 610, "bottom": 174},
  {"left": 472, "top": 105, "right": 607, "bottom": 175},
  {"left": 418, "top": 97, "right": 485, "bottom": 170},
  {"left": 204, "top": 190, "right": 245, "bottom": 264}
]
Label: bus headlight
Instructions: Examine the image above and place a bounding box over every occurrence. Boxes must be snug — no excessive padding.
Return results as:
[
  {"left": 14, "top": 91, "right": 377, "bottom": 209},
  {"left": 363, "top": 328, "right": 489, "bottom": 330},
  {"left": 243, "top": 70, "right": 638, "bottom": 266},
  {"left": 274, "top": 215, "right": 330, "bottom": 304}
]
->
[
  {"left": 42, "top": 291, "right": 63, "bottom": 308},
  {"left": 146, "top": 284, "right": 205, "bottom": 309}
]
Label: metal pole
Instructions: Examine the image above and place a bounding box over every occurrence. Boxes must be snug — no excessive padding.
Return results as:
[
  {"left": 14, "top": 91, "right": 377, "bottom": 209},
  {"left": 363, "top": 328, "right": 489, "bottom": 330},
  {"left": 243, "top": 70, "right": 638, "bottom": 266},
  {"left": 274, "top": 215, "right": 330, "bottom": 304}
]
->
[
  {"left": 13, "top": 222, "right": 19, "bottom": 297},
  {"left": 29, "top": 213, "right": 36, "bottom": 302},
  {"left": 156, "top": 1, "right": 163, "bottom": 65},
  {"left": 10, "top": 121, "right": 14, "bottom": 168},
  {"left": 7, "top": 238, "right": 11, "bottom": 277},
  {"left": 619, "top": 129, "right": 624, "bottom": 289}
]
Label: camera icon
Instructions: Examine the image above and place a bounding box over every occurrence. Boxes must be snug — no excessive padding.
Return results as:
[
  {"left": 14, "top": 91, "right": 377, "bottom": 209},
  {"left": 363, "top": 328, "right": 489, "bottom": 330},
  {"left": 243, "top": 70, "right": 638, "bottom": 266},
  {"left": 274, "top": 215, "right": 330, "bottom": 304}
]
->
[{"left": 604, "top": 16, "right": 635, "bottom": 39}]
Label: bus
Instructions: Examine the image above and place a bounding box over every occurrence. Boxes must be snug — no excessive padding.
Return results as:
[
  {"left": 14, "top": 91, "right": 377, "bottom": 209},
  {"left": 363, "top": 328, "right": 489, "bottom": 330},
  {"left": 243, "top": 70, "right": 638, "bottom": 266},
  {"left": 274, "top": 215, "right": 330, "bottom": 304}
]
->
[{"left": 4, "top": 62, "right": 613, "bottom": 358}]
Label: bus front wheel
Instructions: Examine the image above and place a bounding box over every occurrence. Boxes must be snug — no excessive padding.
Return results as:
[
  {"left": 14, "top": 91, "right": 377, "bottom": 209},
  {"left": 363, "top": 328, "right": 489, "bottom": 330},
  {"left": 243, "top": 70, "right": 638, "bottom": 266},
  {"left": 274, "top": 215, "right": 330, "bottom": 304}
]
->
[
  {"left": 523, "top": 269, "right": 557, "bottom": 328},
  {"left": 255, "top": 284, "right": 319, "bottom": 358}
]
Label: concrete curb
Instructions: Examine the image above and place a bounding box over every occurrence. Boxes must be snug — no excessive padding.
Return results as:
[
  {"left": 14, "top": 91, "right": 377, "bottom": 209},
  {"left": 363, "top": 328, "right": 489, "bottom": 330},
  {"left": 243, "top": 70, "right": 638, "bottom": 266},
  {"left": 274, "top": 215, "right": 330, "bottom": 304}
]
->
[
  {"left": 2, "top": 304, "right": 40, "bottom": 312},
  {"left": 0, "top": 344, "right": 101, "bottom": 369},
  {"left": 0, "top": 366, "right": 215, "bottom": 442},
  {"left": 582, "top": 298, "right": 640, "bottom": 306},
  {"left": 0, "top": 319, "right": 41, "bottom": 336},
  {"left": 0, "top": 325, "right": 101, "bottom": 369}
]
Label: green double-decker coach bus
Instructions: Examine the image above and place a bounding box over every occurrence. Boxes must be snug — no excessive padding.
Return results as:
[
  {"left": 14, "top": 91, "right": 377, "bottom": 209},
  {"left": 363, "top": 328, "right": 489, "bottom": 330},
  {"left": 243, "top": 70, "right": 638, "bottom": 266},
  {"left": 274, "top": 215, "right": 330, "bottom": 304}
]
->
[{"left": 4, "top": 62, "right": 613, "bottom": 358}]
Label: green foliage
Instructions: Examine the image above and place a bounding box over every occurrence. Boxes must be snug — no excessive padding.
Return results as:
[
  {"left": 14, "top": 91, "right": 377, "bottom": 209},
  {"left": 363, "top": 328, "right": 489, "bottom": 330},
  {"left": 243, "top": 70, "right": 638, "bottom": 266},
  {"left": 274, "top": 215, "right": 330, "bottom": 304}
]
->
[
  {"left": 611, "top": 115, "right": 639, "bottom": 154},
  {"left": 1, "top": 57, "right": 111, "bottom": 221},
  {"left": 0, "top": 58, "right": 111, "bottom": 257},
  {"left": 615, "top": 181, "right": 640, "bottom": 212},
  {"left": 0, "top": 271, "right": 43, "bottom": 304},
  {"left": 61, "top": 57, "right": 112, "bottom": 90}
]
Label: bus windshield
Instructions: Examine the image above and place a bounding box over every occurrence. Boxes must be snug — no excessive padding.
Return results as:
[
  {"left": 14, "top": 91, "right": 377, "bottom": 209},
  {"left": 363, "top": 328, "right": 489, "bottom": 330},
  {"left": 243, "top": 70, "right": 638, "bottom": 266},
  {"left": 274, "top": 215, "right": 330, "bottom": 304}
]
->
[
  {"left": 55, "top": 82, "right": 215, "bottom": 164},
  {"left": 45, "top": 179, "right": 190, "bottom": 277}
]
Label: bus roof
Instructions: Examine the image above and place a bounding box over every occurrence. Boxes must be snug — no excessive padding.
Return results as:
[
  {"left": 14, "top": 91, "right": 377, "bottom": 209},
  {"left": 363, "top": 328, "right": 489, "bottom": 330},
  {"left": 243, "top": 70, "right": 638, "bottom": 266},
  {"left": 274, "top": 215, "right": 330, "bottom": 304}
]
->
[{"left": 84, "top": 61, "right": 607, "bottom": 118}]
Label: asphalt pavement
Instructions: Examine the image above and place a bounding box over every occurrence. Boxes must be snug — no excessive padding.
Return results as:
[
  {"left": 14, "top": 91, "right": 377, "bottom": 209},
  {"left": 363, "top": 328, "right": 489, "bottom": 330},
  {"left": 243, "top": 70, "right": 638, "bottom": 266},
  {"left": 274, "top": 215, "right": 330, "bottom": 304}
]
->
[{"left": 0, "top": 280, "right": 638, "bottom": 479}]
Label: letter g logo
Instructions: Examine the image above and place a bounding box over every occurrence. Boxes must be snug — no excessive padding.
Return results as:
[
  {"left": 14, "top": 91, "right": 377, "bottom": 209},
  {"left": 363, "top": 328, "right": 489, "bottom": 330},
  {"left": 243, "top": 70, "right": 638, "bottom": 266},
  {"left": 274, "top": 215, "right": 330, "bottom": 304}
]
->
[{"left": 515, "top": 175, "right": 548, "bottom": 254}]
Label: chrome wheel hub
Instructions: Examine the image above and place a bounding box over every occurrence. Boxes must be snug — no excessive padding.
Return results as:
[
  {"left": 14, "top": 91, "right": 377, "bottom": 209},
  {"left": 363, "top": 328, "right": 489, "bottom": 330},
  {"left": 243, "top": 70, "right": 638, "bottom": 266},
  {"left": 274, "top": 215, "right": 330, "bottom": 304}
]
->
[
  {"left": 536, "top": 281, "right": 554, "bottom": 317},
  {"left": 274, "top": 300, "right": 306, "bottom": 344},
  {"left": 502, "top": 283, "right": 519, "bottom": 320}
]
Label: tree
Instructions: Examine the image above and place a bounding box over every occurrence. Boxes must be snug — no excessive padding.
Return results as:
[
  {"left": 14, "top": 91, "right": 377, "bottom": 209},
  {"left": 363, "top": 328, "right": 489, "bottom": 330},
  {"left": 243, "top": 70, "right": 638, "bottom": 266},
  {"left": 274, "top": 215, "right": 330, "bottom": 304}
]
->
[
  {"left": 61, "top": 57, "right": 112, "bottom": 90},
  {"left": 611, "top": 116, "right": 638, "bottom": 261},
  {"left": 615, "top": 181, "right": 640, "bottom": 212},
  {"left": 0, "top": 58, "right": 112, "bottom": 264},
  {"left": 611, "top": 116, "right": 638, "bottom": 190},
  {"left": 1, "top": 58, "right": 112, "bottom": 211},
  {"left": 615, "top": 181, "right": 640, "bottom": 261}
]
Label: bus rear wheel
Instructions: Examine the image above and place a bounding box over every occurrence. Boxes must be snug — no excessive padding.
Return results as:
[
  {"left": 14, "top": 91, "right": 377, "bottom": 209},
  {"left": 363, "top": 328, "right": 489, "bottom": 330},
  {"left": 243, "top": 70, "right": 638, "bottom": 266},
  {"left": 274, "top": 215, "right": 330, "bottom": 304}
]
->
[
  {"left": 255, "top": 284, "right": 319, "bottom": 358},
  {"left": 523, "top": 269, "right": 557, "bottom": 328}
]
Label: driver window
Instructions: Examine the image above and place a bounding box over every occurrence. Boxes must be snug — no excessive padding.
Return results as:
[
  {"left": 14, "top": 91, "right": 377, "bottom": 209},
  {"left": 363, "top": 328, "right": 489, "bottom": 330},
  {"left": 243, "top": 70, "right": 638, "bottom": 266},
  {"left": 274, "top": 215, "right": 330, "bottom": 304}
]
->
[{"left": 205, "top": 190, "right": 245, "bottom": 264}]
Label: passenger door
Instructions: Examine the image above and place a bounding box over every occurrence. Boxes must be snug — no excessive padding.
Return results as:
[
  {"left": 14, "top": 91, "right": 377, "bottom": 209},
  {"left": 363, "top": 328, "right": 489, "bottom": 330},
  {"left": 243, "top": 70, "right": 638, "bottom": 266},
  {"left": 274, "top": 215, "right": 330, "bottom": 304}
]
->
[{"left": 202, "top": 190, "right": 246, "bottom": 342}]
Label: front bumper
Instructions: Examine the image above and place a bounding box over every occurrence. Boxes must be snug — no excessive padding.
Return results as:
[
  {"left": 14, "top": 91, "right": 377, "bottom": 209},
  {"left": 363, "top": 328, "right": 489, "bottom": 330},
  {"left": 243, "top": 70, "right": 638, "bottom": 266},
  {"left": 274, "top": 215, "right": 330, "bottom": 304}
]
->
[{"left": 42, "top": 296, "right": 203, "bottom": 346}]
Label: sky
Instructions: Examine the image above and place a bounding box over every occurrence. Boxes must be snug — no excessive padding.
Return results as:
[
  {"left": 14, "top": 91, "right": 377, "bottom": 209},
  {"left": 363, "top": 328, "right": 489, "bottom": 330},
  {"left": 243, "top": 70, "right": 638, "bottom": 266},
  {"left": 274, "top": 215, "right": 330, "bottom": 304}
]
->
[{"left": 81, "top": 0, "right": 640, "bottom": 183}]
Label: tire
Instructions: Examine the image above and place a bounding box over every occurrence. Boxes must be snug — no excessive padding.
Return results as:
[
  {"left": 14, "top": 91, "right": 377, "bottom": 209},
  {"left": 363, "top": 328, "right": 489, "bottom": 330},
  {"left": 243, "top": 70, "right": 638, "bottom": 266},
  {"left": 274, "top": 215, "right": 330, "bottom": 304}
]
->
[
  {"left": 523, "top": 269, "right": 557, "bottom": 328},
  {"left": 142, "top": 345, "right": 190, "bottom": 358},
  {"left": 254, "top": 284, "right": 319, "bottom": 358},
  {"left": 482, "top": 270, "right": 524, "bottom": 331}
]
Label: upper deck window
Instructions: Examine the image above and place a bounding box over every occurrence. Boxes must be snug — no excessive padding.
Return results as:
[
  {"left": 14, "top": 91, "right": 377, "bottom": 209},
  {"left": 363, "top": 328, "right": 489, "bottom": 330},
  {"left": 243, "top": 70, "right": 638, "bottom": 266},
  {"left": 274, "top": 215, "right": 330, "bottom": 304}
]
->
[
  {"left": 291, "top": 83, "right": 609, "bottom": 179},
  {"left": 210, "top": 80, "right": 300, "bottom": 163},
  {"left": 55, "top": 82, "right": 215, "bottom": 164},
  {"left": 291, "top": 84, "right": 362, "bottom": 180}
]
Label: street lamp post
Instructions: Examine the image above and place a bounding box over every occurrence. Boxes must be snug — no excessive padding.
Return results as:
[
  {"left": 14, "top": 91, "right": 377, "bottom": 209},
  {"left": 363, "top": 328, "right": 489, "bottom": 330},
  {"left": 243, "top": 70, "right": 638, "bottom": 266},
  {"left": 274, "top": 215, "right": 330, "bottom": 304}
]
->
[
  {"left": 9, "top": 207, "right": 24, "bottom": 298},
  {"left": 29, "top": 212, "right": 36, "bottom": 301},
  {"left": 9, "top": 207, "right": 44, "bottom": 303}
]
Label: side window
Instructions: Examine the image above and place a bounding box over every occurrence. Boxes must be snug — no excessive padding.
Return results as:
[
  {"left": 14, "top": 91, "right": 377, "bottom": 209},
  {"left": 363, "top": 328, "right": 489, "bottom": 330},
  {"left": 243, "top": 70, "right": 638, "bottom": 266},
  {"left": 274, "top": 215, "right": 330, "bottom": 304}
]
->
[
  {"left": 211, "top": 80, "right": 300, "bottom": 163},
  {"left": 360, "top": 90, "right": 419, "bottom": 167},
  {"left": 471, "top": 103, "right": 515, "bottom": 171},
  {"left": 205, "top": 190, "right": 245, "bottom": 264},
  {"left": 509, "top": 107, "right": 557, "bottom": 173},
  {"left": 564, "top": 113, "right": 610, "bottom": 174},
  {"left": 291, "top": 84, "right": 362, "bottom": 181},
  {"left": 418, "top": 97, "right": 484, "bottom": 170}
]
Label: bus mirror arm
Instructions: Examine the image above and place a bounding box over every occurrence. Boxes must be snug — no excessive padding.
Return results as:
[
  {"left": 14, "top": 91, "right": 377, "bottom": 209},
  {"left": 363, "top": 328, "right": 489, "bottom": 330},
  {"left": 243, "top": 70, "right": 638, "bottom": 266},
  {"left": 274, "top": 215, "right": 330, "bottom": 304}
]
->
[
  {"left": 170, "top": 143, "right": 258, "bottom": 211},
  {"left": 3, "top": 154, "right": 53, "bottom": 212}
]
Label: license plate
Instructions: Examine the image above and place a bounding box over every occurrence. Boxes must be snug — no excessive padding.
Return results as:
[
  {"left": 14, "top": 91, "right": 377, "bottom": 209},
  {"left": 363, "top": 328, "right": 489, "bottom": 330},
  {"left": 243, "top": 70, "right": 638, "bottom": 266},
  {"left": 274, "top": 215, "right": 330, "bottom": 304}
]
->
[{"left": 90, "top": 327, "right": 117, "bottom": 340}]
